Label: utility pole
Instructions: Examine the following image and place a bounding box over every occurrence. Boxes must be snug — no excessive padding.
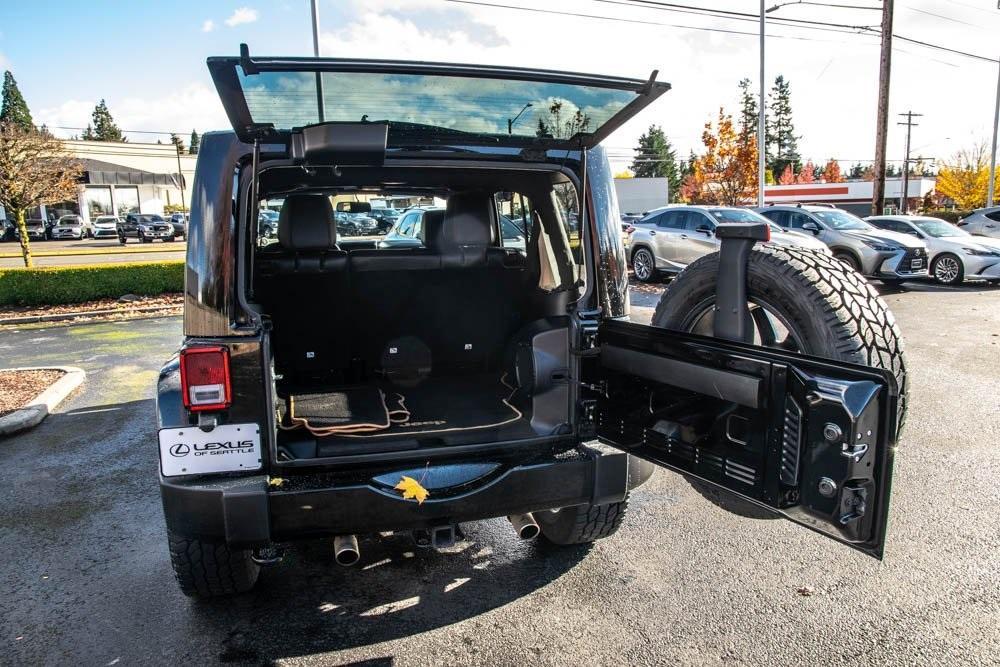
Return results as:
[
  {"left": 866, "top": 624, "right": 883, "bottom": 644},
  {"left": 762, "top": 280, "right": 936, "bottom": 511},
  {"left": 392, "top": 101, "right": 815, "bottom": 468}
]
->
[
  {"left": 871, "top": 0, "right": 894, "bottom": 216},
  {"left": 310, "top": 0, "right": 325, "bottom": 122},
  {"left": 988, "top": 58, "right": 999, "bottom": 208},
  {"left": 758, "top": 0, "right": 766, "bottom": 207},
  {"left": 175, "top": 143, "right": 187, "bottom": 214},
  {"left": 897, "top": 111, "right": 921, "bottom": 214}
]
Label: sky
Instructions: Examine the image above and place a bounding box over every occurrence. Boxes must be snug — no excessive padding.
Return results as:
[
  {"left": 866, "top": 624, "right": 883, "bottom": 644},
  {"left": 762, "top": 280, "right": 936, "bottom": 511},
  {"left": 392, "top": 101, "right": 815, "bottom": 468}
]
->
[{"left": 1, "top": 0, "right": 998, "bottom": 172}]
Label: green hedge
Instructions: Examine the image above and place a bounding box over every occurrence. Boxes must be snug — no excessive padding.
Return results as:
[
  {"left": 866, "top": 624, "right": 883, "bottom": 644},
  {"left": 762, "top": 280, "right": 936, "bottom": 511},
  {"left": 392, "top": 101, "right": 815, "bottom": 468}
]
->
[{"left": 0, "top": 260, "right": 184, "bottom": 306}]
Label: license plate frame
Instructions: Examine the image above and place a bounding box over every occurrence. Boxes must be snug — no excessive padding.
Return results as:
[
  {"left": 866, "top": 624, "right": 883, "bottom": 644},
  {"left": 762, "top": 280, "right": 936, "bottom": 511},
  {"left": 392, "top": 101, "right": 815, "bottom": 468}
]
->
[
  {"left": 910, "top": 258, "right": 924, "bottom": 270},
  {"left": 158, "top": 423, "right": 262, "bottom": 477}
]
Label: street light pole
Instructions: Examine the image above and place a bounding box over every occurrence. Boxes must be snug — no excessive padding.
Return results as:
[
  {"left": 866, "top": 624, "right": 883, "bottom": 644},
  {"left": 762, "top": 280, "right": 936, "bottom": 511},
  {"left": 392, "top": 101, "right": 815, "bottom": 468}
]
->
[
  {"left": 507, "top": 103, "right": 533, "bottom": 135},
  {"left": 758, "top": 0, "right": 766, "bottom": 206},
  {"left": 988, "top": 58, "right": 1000, "bottom": 208},
  {"left": 175, "top": 143, "right": 187, "bottom": 214},
  {"left": 311, "top": 0, "right": 326, "bottom": 122}
]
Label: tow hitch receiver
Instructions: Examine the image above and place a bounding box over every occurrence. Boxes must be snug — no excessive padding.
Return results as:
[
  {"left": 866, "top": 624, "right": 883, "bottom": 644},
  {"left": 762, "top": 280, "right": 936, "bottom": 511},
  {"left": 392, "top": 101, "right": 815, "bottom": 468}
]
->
[{"left": 713, "top": 222, "right": 770, "bottom": 343}]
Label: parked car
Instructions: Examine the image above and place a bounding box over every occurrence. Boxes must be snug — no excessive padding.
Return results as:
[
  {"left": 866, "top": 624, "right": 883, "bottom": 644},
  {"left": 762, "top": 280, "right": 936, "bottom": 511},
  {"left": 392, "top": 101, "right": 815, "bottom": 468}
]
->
[
  {"left": 755, "top": 204, "right": 928, "bottom": 283},
  {"left": 258, "top": 209, "right": 280, "bottom": 238},
  {"left": 377, "top": 207, "right": 443, "bottom": 248},
  {"left": 499, "top": 214, "right": 526, "bottom": 251},
  {"left": 628, "top": 205, "right": 830, "bottom": 282},
  {"left": 957, "top": 206, "right": 1000, "bottom": 238},
  {"left": 117, "top": 213, "right": 175, "bottom": 244},
  {"left": 49, "top": 214, "right": 93, "bottom": 240},
  {"left": 92, "top": 215, "right": 121, "bottom": 239},
  {"left": 0, "top": 219, "right": 14, "bottom": 242},
  {"left": 168, "top": 213, "right": 188, "bottom": 239},
  {"left": 867, "top": 214, "right": 1000, "bottom": 285},
  {"left": 157, "top": 49, "right": 905, "bottom": 598},
  {"left": 17, "top": 218, "right": 48, "bottom": 241},
  {"left": 370, "top": 207, "right": 400, "bottom": 233}
]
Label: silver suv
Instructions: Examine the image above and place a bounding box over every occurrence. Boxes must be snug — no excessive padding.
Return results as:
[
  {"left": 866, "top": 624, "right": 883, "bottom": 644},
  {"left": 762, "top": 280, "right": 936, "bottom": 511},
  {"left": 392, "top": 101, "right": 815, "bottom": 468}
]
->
[
  {"left": 628, "top": 205, "right": 830, "bottom": 282},
  {"left": 755, "top": 204, "right": 928, "bottom": 282},
  {"left": 957, "top": 206, "right": 1000, "bottom": 238}
]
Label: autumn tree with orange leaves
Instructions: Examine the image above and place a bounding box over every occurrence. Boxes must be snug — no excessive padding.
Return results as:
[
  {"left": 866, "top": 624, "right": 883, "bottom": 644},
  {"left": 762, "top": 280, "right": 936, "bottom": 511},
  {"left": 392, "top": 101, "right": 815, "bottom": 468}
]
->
[
  {"left": 680, "top": 108, "right": 757, "bottom": 205},
  {"left": 822, "top": 159, "right": 844, "bottom": 183}
]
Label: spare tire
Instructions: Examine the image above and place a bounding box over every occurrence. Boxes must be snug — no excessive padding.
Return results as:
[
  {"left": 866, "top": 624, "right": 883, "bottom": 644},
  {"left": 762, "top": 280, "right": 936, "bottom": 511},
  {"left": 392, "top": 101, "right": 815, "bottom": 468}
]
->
[{"left": 651, "top": 245, "right": 907, "bottom": 519}]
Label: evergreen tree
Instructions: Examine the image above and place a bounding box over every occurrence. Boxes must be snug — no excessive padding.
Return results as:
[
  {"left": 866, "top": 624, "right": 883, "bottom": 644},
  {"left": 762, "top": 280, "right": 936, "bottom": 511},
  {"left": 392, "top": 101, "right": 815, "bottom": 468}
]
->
[
  {"left": 736, "top": 78, "right": 758, "bottom": 144},
  {"left": 84, "top": 100, "right": 125, "bottom": 142},
  {"left": 189, "top": 129, "right": 200, "bottom": 155},
  {"left": 0, "top": 71, "right": 34, "bottom": 131},
  {"left": 630, "top": 124, "right": 681, "bottom": 202},
  {"left": 765, "top": 75, "right": 799, "bottom": 177},
  {"left": 170, "top": 133, "right": 185, "bottom": 153}
]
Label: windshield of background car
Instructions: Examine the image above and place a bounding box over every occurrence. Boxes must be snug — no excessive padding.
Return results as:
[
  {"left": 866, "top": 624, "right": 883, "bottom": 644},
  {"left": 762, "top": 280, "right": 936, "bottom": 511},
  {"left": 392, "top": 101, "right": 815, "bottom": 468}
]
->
[
  {"left": 813, "top": 210, "right": 870, "bottom": 230},
  {"left": 233, "top": 67, "right": 648, "bottom": 143},
  {"left": 709, "top": 208, "right": 768, "bottom": 224},
  {"left": 59, "top": 217, "right": 81, "bottom": 226},
  {"left": 914, "top": 219, "right": 967, "bottom": 238}
]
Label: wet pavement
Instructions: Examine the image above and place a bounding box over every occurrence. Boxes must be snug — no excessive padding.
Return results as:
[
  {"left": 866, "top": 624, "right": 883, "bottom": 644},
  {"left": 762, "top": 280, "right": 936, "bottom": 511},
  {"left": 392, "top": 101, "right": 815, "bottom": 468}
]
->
[{"left": 1, "top": 281, "right": 999, "bottom": 665}]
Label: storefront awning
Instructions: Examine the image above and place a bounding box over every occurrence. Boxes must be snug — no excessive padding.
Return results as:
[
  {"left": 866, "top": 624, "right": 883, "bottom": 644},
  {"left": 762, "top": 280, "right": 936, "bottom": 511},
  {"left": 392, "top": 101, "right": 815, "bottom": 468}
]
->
[{"left": 79, "top": 159, "right": 185, "bottom": 188}]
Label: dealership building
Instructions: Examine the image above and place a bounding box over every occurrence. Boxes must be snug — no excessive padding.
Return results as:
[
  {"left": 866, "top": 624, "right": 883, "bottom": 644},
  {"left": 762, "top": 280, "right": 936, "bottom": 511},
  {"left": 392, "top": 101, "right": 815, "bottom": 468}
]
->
[
  {"left": 1, "top": 139, "right": 197, "bottom": 223},
  {"left": 763, "top": 177, "right": 936, "bottom": 216}
]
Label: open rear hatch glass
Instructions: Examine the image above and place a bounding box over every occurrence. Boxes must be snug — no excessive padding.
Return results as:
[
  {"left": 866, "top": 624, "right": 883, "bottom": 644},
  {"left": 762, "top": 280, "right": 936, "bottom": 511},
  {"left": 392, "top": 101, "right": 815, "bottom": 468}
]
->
[{"left": 208, "top": 44, "right": 670, "bottom": 147}]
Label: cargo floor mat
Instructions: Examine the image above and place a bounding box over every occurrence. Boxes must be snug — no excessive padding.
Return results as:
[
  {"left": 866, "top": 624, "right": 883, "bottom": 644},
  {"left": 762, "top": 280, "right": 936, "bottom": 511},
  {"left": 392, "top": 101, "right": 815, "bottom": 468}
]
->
[{"left": 280, "top": 374, "right": 536, "bottom": 454}]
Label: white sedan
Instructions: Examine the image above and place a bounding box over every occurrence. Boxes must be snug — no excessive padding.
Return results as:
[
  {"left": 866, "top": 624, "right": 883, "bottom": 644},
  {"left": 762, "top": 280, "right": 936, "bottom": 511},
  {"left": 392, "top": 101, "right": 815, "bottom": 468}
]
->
[{"left": 867, "top": 215, "right": 1000, "bottom": 285}]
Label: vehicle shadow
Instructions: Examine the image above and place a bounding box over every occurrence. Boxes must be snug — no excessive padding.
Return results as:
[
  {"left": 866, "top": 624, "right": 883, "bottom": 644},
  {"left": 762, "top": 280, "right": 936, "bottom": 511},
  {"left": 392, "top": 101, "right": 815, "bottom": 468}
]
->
[
  {"left": 191, "top": 527, "right": 592, "bottom": 662},
  {"left": 874, "top": 279, "right": 1000, "bottom": 295}
]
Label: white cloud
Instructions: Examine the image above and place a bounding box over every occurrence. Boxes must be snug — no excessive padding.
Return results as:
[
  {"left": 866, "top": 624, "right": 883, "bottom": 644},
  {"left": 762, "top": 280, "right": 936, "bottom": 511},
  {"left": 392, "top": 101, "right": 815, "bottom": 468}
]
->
[
  {"left": 35, "top": 84, "right": 229, "bottom": 140},
  {"left": 225, "top": 7, "right": 258, "bottom": 27},
  {"left": 318, "top": 0, "right": 1000, "bottom": 172},
  {"left": 202, "top": 19, "right": 215, "bottom": 33}
]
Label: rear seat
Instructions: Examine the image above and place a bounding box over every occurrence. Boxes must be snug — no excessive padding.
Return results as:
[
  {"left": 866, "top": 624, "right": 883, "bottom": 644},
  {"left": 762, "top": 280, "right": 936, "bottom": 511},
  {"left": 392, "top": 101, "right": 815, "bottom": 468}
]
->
[
  {"left": 350, "top": 192, "right": 526, "bottom": 377},
  {"left": 256, "top": 195, "right": 350, "bottom": 381}
]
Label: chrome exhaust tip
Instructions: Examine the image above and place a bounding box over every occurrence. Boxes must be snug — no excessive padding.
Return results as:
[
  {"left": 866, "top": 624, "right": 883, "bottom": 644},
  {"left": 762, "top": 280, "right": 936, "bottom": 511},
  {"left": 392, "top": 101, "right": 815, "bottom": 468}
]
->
[
  {"left": 508, "top": 513, "right": 540, "bottom": 540},
  {"left": 333, "top": 534, "right": 360, "bottom": 566}
]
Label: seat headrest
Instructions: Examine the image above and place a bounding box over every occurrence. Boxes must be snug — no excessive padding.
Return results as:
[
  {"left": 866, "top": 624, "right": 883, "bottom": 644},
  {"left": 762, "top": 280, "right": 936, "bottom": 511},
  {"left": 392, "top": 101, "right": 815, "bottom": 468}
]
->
[
  {"left": 277, "top": 195, "right": 337, "bottom": 250},
  {"left": 420, "top": 210, "right": 446, "bottom": 250},
  {"left": 427, "top": 192, "right": 495, "bottom": 254}
]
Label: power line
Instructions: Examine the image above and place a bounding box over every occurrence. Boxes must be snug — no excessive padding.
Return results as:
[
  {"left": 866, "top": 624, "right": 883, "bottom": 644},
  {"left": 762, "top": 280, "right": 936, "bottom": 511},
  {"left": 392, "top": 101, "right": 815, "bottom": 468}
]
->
[{"left": 449, "top": 0, "right": 995, "bottom": 64}]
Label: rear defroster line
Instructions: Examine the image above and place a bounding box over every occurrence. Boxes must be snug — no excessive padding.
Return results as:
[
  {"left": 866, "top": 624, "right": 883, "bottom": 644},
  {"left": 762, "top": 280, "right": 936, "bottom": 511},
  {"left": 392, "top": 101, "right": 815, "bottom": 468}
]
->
[{"left": 281, "top": 375, "right": 524, "bottom": 439}]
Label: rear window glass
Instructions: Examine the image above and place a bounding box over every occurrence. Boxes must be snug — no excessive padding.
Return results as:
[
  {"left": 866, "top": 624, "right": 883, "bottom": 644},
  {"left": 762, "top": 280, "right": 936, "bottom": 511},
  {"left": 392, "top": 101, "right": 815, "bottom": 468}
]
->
[{"left": 238, "top": 70, "right": 637, "bottom": 140}]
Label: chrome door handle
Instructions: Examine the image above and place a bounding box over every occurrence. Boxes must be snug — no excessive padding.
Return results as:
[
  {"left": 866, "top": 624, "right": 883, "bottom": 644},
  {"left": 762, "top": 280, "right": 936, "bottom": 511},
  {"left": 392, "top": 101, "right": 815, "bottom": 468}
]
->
[
  {"left": 680, "top": 234, "right": 688, "bottom": 239},
  {"left": 649, "top": 230, "right": 657, "bottom": 235}
]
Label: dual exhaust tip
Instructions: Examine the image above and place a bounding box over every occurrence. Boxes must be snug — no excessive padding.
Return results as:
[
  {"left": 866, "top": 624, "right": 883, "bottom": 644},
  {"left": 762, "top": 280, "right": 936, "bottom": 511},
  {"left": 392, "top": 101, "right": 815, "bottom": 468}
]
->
[{"left": 332, "top": 513, "right": 540, "bottom": 567}]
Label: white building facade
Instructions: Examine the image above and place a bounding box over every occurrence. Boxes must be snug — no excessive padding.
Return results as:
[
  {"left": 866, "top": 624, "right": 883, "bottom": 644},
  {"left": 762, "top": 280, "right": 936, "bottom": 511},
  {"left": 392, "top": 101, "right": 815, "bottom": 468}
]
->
[{"left": 2, "top": 139, "right": 197, "bottom": 223}]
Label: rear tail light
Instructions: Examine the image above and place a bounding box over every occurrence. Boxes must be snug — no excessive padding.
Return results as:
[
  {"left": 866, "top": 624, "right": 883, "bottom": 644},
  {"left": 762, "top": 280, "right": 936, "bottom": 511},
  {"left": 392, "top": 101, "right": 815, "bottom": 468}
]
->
[{"left": 180, "top": 346, "right": 232, "bottom": 412}]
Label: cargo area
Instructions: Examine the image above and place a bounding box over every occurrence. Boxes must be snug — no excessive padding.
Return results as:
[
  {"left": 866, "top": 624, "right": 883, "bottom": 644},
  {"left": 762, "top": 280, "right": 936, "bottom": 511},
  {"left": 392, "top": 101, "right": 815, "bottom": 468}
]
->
[{"left": 248, "top": 166, "right": 584, "bottom": 460}]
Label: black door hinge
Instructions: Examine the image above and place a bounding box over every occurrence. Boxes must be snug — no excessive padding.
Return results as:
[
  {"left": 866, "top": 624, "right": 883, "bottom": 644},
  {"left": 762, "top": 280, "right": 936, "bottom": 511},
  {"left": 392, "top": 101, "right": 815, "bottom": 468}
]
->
[{"left": 578, "top": 399, "right": 597, "bottom": 438}]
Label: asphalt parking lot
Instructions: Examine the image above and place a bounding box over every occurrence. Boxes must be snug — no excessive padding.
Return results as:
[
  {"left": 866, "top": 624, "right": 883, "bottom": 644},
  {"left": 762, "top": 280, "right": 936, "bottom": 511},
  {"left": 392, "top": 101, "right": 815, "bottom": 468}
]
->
[{"left": 1, "top": 280, "right": 998, "bottom": 665}]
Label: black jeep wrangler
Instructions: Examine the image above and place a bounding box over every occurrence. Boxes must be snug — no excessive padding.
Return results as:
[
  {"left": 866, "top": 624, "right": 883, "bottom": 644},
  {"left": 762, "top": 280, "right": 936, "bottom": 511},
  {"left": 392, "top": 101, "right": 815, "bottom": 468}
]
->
[{"left": 157, "top": 47, "right": 906, "bottom": 597}]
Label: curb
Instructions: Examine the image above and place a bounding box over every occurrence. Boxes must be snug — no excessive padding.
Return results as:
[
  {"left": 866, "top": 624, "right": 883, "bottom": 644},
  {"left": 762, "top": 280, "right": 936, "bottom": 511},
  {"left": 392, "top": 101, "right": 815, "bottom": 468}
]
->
[
  {"left": 0, "top": 303, "right": 181, "bottom": 326},
  {"left": 0, "top": 245, "right": 184, "bottom": 259},
  {"left": 0, "top": 366, "right": 86, "bottom": 436}
]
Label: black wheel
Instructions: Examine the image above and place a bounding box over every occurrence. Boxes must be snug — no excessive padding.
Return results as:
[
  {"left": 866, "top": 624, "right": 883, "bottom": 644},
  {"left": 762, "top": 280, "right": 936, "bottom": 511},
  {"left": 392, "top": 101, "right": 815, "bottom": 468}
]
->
[
  {"left": 931, "top": 253, "right": 964, "bottom": 285},
  {"left": 165, "top": 236, "right": 175, "bottom": 242},
  {"left": 631, "top": 247, "right": 657, "bottom": 283},
  {"left": 167, "top": 531, "right": 260, "bottom": 598},
  {"left": 118, "top": 236, "right": 127, "bottom": 245},
  {"left": 536, "top": 498, "right": 628, "bottom": 545},
  {"left": 832, "top": 250, "right": 861, "bottom": 272},
  {"left": 652, "top": 245, "right": 908, "bottom": 519}
]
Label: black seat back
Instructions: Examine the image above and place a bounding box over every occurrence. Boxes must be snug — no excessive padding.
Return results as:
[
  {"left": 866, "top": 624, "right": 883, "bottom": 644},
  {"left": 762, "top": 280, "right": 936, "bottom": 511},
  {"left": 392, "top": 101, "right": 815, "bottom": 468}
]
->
[{"left": 256, "top": 195, "right": 350, "bottom": 382}]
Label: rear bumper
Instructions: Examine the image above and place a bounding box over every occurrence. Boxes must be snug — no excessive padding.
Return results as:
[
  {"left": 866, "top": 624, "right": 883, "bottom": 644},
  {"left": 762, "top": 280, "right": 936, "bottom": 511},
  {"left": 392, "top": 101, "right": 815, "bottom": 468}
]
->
[{"left": 160, "top": 443, "right": 654, "bottom": 546}]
